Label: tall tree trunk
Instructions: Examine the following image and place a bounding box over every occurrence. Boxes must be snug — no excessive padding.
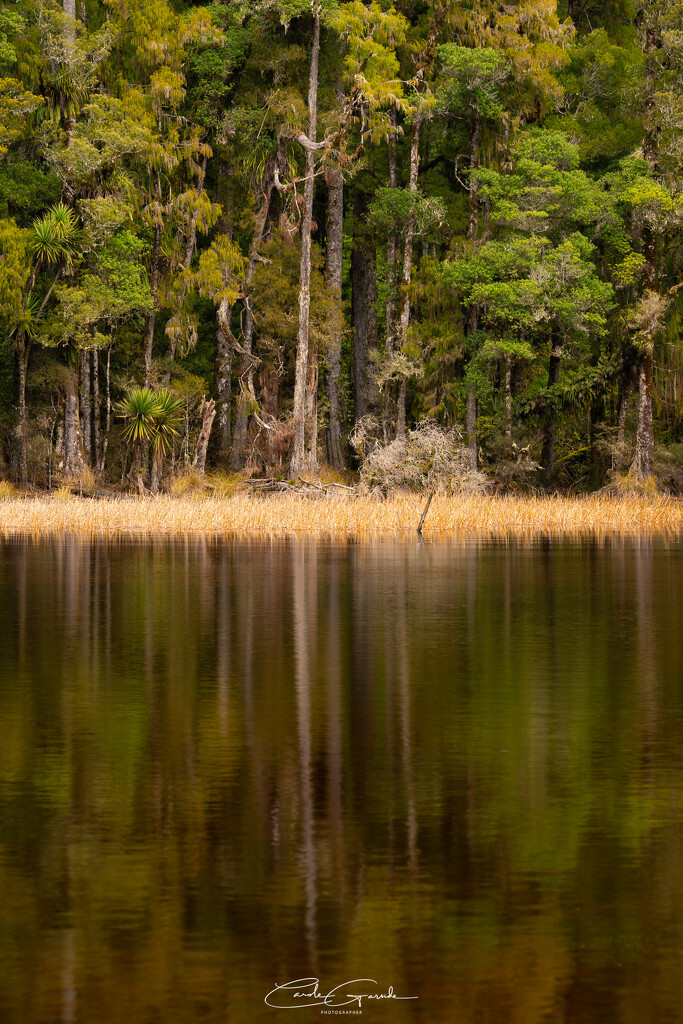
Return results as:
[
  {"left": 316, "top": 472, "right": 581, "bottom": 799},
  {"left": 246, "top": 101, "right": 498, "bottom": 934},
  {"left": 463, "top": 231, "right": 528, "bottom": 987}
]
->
[
  {"left": 290, "top": 14, "right": 320, "bottom": 477},
  {"left": 386, "top": 108, "right": 398, "bottom": 359},
  {"left": 383, "top": 109, "right": 398, "bottom": 444},
  {"left": 542, "top": 334, "right": 562, "bottom": 486},
  {"left": 92, "top": 349, "right": 100, "bottom": 471},
  {"left": 505, "top": 354, "right": 513, "bottom": 444},
  {"left": 630, "top": 350, "right": 654, "bottom": 478},
  {"left": 15, "top": 336, "right": 28, "bottom": 487},
  {"left": 630, "top": 21, "right": 660, "bottom": 475},
  {"left": 468, "top": 111, "right": 480, "bottom": 243},
  {"left": 465, "top": 112, "right": 481, "bottom": 468},
  {"left": 351, "top": 189, "right": 369, "bottom": 423},
  {"left": 396, "top": 113, "right": 421, "bottom": 440},
  {"left": 63, "top": 374, "right": 84, "bottom": 478},
  {"left": 465, "top": 389, "right": 477, "bottom": 468},
  {"left": 80, "top": 349, "right": 92, "bottom": 467},
  {"left": 143, "top": 173, "right": 162, "bottom": 387},
  {"left": 305, "top": 341, "right": 318, "bottom": 466},
  {"left": 214, "top": 298, "right": 233, "bottom": 462},
  {"left": 616, "top": 388, "right": 630, "bottom": 470},
  {"left": 231, "top": 170, "right": 277, "bottom": 470},
  {"left": 396, "top": 378, "right": 407, "bottom": 440},
  {"left": 367, "top": 241, "right": 379, "bottom": 414},
  {"left": 150, "top": 449, "right": 162, "bottom": 495},
  {"left": 193, "top": 398, "right": 216, "bottom": 474},
  {"left": 326, "top": 169, "right": 344, "bottom": 470}
]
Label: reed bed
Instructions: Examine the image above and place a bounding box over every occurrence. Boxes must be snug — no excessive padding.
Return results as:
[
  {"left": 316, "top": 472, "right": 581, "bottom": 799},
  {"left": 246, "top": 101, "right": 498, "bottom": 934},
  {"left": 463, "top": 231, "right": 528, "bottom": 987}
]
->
[{"left": 0, "top": 492, "right": 682, "bottom": 539}]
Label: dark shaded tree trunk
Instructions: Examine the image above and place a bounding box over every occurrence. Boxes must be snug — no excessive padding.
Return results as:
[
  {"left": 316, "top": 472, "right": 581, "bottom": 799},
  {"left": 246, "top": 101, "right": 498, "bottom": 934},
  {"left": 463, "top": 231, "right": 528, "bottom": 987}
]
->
[
  {"left": 589, "top": 352, "right": 605, "bottom": 481},
  {"left": 367, "top": 242, "right": 379, "bottom": 414},
  {"left": 193, "top": 397, "right": 216, "bottom": 474},
  {"left": 386, "top": 108, "right": 398, "bottom": 359},
  {"left": 629, "top": 21, "right": 660, "bottom": 475},
  {"left": 465, "top": 113, "right": 481, "bottom": 468},
  {"left": 143, "top": 172, "right": 162, "bottom": 388},
  {"left": 351, "top": 189, "right": 370, "bottom": 423},
  {"left": 542, "top": 334, "right": 562, "bottom": 486},
  {"left": 383, "top": 109, "right": 399, "bottom": 444},
  {"left": 99, "top": 348, "right": 111, "bottom": 476},
  {"left": 505, "top": 354, "right": 513, "bottom": 444},
  {"left": 465, "top": 389, "right": 477, "bottom": 468},
  {"left": 80, "top": 349, "right": 92, "bottom": 467},
  {"left": 92, "top": 349, "right": 100, "bottom": 470},
  {"left": 326, "top": 169, "right": 344, "bottom": 470},
  {"left": 465, "top": 287, "right": 478, "bottom": 469},
  {"left": 15, "top": 337, "right": 28, "bottom": 487},
  {"left": 291, "top": 13, "right": 320, "bottom": 476}
]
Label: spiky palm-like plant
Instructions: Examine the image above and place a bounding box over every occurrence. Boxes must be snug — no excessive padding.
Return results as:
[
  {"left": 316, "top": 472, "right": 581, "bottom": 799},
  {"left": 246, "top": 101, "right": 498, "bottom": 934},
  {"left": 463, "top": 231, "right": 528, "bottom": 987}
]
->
[
  {"left": 117, "top": 387, "right": 159, "bottom": 493},
  {"left": 31, "top": 203, "right": 79, "bottom": 272},
  {"left": 117, "top": 387, "right": 183, "bottom": 494}
]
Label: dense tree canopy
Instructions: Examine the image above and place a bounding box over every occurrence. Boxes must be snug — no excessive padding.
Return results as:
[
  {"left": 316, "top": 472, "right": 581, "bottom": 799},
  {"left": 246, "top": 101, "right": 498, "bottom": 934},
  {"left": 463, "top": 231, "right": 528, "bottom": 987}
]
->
[{"left": 1, "top": 0, "right": 683, "bottom": 490}]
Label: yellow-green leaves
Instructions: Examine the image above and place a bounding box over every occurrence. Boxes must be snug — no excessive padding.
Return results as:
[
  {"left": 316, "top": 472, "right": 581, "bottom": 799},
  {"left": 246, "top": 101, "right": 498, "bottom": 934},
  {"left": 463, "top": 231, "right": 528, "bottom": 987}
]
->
[
  {"left": 0, "top": 217, "right": 31, "bottom": 321},
  {"left": 188, "top": 234, "right": 246, "bottom": 307},
  {"left": 0, "top": 76, "right": 41, "bottom": 155},
  {"left": 612, "top": 252, "right": 647, "bottom": 290},
  {"left": 331, "top": 1, "right": 409, "bottom": 114}
]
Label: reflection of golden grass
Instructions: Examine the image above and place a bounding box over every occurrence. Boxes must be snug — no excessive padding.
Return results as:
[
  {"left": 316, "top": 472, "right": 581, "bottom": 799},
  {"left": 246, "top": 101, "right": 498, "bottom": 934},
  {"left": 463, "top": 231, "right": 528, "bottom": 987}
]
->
[{"left": 0, "top": 492, "right": 682, "bottom": 538}]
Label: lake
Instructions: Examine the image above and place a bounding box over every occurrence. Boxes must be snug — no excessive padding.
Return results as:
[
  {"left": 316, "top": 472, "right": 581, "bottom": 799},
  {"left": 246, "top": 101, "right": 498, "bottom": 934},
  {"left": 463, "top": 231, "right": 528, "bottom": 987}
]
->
[{"left": 1, "top": 536, "right": 682, "bottom": 1023}]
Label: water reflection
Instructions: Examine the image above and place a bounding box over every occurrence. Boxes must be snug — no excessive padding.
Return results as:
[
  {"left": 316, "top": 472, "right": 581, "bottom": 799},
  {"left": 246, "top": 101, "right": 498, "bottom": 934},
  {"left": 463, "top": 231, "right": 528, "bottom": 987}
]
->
[{"left": 0, "top": 537, "right": 682, "bottom": 1023}]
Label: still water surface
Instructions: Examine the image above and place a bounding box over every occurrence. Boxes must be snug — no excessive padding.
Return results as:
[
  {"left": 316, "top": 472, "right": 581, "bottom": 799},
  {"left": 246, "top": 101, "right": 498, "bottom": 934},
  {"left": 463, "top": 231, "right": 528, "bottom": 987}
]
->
[{"left": 1, "top": 537, "right": 683, "bottom": 1024}]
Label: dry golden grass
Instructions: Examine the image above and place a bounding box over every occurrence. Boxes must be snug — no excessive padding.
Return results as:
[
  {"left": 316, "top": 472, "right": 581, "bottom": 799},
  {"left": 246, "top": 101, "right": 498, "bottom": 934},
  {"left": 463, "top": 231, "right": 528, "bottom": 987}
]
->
[{"left": 0, "top": 492, "right": 681, "bottom": 539}]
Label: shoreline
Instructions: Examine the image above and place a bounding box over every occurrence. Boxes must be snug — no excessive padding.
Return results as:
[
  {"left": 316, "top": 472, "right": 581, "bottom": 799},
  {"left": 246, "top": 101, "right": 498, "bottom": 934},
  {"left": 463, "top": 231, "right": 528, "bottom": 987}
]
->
[{"left": 0, "top": 492, "right": 682, "bottom": 538}]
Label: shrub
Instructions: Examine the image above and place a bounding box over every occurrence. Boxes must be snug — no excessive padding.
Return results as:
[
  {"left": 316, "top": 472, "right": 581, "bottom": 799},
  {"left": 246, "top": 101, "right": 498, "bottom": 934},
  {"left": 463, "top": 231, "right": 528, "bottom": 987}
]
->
[{"left": 350, "top": 418, "right": 490, "bottom": 493}]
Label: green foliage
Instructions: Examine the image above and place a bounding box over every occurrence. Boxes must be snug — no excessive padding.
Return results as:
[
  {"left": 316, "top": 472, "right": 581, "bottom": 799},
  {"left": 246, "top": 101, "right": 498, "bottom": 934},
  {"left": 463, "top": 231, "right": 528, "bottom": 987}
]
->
[
  {"left": 117, "top": 386, "right": 162, "bottom": 444},
  {"left": 0, "top": 8, "right": 23, "bottom": 69},
  {"left": 550, "top": 28, "right": 643, "bottom": 161},
  {"left": 0, "top": 161, "right": 61, "bottom": 220},
  {"left": 369, "top": 187, "right": 445, "bottom": 239},
  {"left": 0, "top": 0, "right": 682, "bottom": 487},
  {"left": 437, "top": 44, "right": 508, "bottom": 121}
]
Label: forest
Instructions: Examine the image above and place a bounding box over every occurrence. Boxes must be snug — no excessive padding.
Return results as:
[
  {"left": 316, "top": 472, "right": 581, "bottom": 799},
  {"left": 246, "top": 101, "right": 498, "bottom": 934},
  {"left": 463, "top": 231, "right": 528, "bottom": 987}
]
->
[{"left": 1, "top": 0, "right": 682, "bottom": 495}]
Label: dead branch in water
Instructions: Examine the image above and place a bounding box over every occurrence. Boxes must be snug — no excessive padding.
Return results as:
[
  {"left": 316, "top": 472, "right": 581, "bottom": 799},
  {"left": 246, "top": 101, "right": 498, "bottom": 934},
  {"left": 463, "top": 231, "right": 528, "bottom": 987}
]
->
[{"left": 417, "top": 490, "right": 434, "bottom": 535}]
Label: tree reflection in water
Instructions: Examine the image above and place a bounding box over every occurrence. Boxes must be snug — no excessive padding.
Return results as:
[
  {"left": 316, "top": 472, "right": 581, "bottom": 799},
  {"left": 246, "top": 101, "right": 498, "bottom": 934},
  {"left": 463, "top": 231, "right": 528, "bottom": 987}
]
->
[{"left": 0, "top": 536, "right": 682, "bottom": 1023}]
